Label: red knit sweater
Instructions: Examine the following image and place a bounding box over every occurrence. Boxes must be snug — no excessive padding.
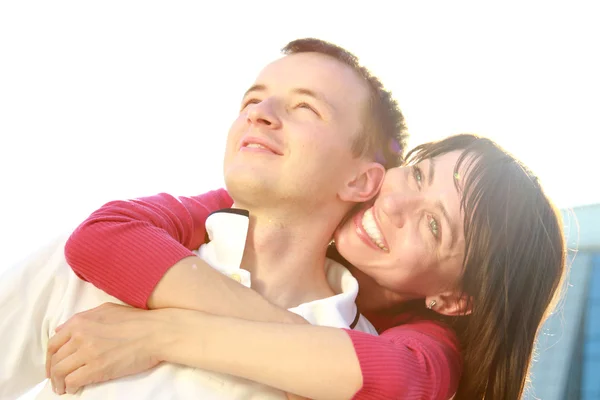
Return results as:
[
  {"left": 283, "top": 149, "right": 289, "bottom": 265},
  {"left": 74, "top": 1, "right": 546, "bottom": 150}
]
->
[{"left": 64, "top": 190, "right": 461, "bottom": 400}]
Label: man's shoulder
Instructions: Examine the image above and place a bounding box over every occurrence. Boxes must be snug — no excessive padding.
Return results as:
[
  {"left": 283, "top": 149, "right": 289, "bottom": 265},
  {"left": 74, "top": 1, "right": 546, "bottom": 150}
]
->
[
  {"left": 323, "top": 258, "right": 378, "bottom": 335},
  {"left": 323, "top": 257, "right": 357, "bottom": 292}
]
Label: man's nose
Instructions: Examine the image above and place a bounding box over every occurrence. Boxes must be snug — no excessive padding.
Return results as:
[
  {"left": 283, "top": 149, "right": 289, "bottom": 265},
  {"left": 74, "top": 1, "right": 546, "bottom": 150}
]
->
[{"left": 246, "top": 98, "right": 282, "bottom": 129}]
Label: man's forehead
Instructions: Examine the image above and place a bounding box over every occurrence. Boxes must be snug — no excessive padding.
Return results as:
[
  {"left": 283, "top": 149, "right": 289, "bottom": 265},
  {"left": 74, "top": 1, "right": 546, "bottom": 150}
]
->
[
  {"left": 247, "top": 53, "right": 369, "bottom": 111},
  {"left": 256, "top": 53, "right": 365, "bottom": 91},
  {"left": 261, "top": 52, "right": 343, "bottom": 74}
]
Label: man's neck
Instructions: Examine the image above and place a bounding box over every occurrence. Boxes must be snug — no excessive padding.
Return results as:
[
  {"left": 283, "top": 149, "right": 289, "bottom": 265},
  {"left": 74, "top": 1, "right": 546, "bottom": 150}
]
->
[{"left": 235, "top": 206, "right": 340, "bottom": 309}]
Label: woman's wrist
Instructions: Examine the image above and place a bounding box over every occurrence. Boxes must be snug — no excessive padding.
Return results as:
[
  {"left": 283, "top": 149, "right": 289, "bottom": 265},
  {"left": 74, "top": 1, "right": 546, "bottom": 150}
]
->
[
  {"left": 151, "top": 307, "right": 308, "bottom": 370},
  {"left": 151, "top": 308, "right": 203, "bottom": 364}
]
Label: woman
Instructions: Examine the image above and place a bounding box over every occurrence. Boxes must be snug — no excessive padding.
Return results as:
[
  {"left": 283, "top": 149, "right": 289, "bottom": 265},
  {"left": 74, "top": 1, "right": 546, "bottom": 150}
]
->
[{"left": 51, "top": 134, "right": 566, "bottom": 399}]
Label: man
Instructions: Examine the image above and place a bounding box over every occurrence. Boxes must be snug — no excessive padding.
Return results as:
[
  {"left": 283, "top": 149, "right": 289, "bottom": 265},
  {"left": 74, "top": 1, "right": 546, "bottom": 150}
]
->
[
  {"left": 64, "top": 38, "right": 406, "bottom": 319},
  {"left": 0, "top": 38, "right": 406, "bottom": 399}
]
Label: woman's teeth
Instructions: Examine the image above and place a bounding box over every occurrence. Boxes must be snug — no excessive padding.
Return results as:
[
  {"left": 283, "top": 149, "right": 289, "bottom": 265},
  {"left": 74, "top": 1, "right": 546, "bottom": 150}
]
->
[{"left": 361, "top": 207, "right": 388, "bottom": 251}]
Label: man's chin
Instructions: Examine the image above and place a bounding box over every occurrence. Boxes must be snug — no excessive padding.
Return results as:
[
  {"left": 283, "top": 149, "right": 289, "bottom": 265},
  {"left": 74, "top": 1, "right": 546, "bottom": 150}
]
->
[{"left": 224, "top": 176, "right": 280, "bottom": 209}]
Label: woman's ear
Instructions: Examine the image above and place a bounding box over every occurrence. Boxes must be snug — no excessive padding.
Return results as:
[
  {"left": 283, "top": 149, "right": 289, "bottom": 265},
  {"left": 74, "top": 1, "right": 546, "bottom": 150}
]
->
[
  {"left": 339, "top": 162, "right": 385, "bottom": 203},
  {"left": 425, "top": 291, "right": 473, "bottom": 316}
]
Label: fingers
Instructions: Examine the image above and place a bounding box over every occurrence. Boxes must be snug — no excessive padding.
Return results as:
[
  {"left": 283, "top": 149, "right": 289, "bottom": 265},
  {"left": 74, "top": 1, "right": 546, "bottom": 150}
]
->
[
  {"left": 63, "top": 365, "right": 94, "bottom": 395},
  {"left": 46, "top": 327, "right": 72, "bottom": 378},
  {"left": 54, "top": 357, "right": 107, "bottom": 395},
  {"left": 46, "top": 303, "right": 120, "bottom": 377},
  {"left": 50, "top": 340, "right": 86, "bottom": 394},
  {"left": 63, "top": 360, "right": 121, "bottom": 395}
]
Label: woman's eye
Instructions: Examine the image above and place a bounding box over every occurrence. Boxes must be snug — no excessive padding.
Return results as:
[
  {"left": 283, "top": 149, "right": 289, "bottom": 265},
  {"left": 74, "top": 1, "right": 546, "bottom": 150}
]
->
[
  {"left": 428, "top": 216, "right": 440, "bottom": 239},
  {"left": 413, "top": 166, "right": 423, "bottom": 186}
]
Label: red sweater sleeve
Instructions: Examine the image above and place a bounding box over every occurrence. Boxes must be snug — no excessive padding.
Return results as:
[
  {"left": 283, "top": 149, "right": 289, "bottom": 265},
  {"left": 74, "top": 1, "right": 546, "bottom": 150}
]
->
[
  {"left": 344, "top": 320, "right": 462, "bottom": 400},
  {"left": 64, "top": 189, "right": 233, "bottom": 309}
]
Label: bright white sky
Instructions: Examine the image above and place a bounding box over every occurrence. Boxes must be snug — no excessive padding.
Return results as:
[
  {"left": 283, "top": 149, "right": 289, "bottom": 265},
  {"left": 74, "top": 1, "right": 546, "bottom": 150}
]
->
[{"left": 1, "top": 1, "right": 598, "bottom": 270}]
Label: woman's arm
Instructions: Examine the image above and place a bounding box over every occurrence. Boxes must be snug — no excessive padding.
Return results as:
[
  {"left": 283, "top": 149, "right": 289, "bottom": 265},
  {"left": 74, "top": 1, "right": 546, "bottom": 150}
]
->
[
  {"left": 62, "top": 191, "right": 460, "bottom": 398},
  {"left": 65, "top": 190, "right": 303, "bottom": 324},
  {"left": 48, "top": 304, "right": 461, "bottom": 400},
  {"left": 65, "top": 189, "right": 232, "bottom": 308},
  {"left": 164, "top": 309, "right": 363, "bottom": 400},
  {"left": 164, "top": 312, "right": 461, "bottom": 400}
]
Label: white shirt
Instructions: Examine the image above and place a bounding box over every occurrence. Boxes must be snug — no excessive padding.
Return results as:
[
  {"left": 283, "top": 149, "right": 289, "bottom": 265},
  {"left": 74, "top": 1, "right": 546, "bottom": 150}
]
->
[
  {"left": 197, "top": 209, "right": 376, "bottom": 332},
  {"left": 0, "top": 209, "right": 376, "bottom": 400}
]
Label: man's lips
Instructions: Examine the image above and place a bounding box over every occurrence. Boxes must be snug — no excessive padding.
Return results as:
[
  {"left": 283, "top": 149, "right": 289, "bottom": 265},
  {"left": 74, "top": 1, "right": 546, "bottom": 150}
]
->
[{"left": 239, "top": 136, "right": 283, "bottom": 155}]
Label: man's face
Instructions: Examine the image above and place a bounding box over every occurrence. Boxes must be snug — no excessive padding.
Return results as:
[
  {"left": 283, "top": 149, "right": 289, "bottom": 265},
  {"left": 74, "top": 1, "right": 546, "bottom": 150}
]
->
[{"left": 223, "top": 52, "right": 371, "bottom": 210}]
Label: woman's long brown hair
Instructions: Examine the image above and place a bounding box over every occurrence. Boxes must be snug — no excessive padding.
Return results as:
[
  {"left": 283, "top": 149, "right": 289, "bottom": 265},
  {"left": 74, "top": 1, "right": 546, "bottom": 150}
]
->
[{"left": 402, "top": 134, "right": 567, "bottom": 399}]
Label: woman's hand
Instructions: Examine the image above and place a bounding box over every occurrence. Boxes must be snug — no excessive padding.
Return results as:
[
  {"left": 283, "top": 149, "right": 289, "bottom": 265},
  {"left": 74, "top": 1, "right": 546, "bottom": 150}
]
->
[
  {"left": 46, "top": 302, "right": 175, "bottom": 395},
  {"left": 45, "top": 302, "right": 347, "bottom": 399}
]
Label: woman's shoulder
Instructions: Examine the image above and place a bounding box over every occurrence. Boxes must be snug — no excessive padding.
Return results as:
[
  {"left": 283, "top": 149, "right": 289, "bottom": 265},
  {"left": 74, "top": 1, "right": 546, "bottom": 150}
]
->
[
  {"left": 368, "top": 311, "right": 458, "bottom": 344},
  {"left": 378, "top": 313, "right": 460, "bottom": 352}
]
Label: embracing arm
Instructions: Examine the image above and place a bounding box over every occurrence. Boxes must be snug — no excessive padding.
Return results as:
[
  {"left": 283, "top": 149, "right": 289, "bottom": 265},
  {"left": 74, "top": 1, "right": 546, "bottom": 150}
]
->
[
  {"left": 159, "top": 310, "right": 462, "bottom": 400},
  {"left": 65, "top": 189, "right": 303, "bottom": 324},
  {"left": 62, "top": 191, "right": 460, "bottom": 398}
]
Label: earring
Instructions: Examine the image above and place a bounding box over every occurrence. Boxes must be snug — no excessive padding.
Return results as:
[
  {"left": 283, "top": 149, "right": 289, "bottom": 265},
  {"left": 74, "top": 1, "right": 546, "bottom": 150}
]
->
[{"left": 427, "top": 300, "right": 437, "bottom": 310}]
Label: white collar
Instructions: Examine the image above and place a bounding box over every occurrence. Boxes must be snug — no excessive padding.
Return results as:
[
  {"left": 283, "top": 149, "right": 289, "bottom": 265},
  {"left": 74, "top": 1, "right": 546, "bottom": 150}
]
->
[{"left": 197, "top": 209, "right": 361, "bottom": 329}]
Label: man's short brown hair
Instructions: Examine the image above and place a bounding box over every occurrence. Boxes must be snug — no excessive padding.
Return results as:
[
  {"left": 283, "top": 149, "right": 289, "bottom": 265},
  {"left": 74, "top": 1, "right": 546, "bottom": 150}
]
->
[{"left": 282, "top": 38, "right": 407, "bottom": 169}]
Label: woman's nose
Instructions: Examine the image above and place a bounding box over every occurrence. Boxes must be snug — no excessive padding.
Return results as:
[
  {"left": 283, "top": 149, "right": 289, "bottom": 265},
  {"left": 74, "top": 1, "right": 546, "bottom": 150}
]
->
[{"left": 380, "top": 193, "right": 422, "bottom": 229}]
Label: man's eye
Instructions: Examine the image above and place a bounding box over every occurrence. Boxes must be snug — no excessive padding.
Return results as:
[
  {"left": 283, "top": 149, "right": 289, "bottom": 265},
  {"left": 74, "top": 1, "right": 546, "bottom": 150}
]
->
[
  {"left": 295, "top": 102, "right": 319, "bottom": 116},
  {"left": 241, "top": 98, "right": 260, "bottom": 110}
]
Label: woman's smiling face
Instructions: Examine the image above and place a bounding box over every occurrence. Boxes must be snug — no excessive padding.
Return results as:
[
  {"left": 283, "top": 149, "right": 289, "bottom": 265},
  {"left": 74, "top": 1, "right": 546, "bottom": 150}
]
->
[{"left": 334, "top": 151, "right": 467, "bottom": 306}]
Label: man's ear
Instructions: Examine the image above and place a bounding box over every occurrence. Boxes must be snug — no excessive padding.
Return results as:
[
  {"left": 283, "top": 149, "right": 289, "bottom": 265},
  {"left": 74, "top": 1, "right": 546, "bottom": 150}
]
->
[
  {"left": 339, "top": 162, "right": 385, "bottom": 203},
  {"left": 425, "top": 291, "right": 473, "bottom": 317}
]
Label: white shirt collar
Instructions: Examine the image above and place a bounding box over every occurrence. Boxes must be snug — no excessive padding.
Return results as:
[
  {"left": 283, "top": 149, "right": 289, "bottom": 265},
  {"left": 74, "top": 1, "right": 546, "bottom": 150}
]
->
[{"left": 197, "top": 209, "right": 362, "bottom": 329}]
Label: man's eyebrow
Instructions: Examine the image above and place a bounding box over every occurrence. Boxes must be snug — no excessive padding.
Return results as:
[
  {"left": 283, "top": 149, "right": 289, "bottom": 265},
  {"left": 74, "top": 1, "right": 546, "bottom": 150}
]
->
[
  {"left": 291, "top": 88, "right": 336, "bottom": 112},
  {"left": 243, "top": 84, "right": 267, "bottom": 98},
  {"left": 244, "top": 85, "right": 334, "bottom": 111}
]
